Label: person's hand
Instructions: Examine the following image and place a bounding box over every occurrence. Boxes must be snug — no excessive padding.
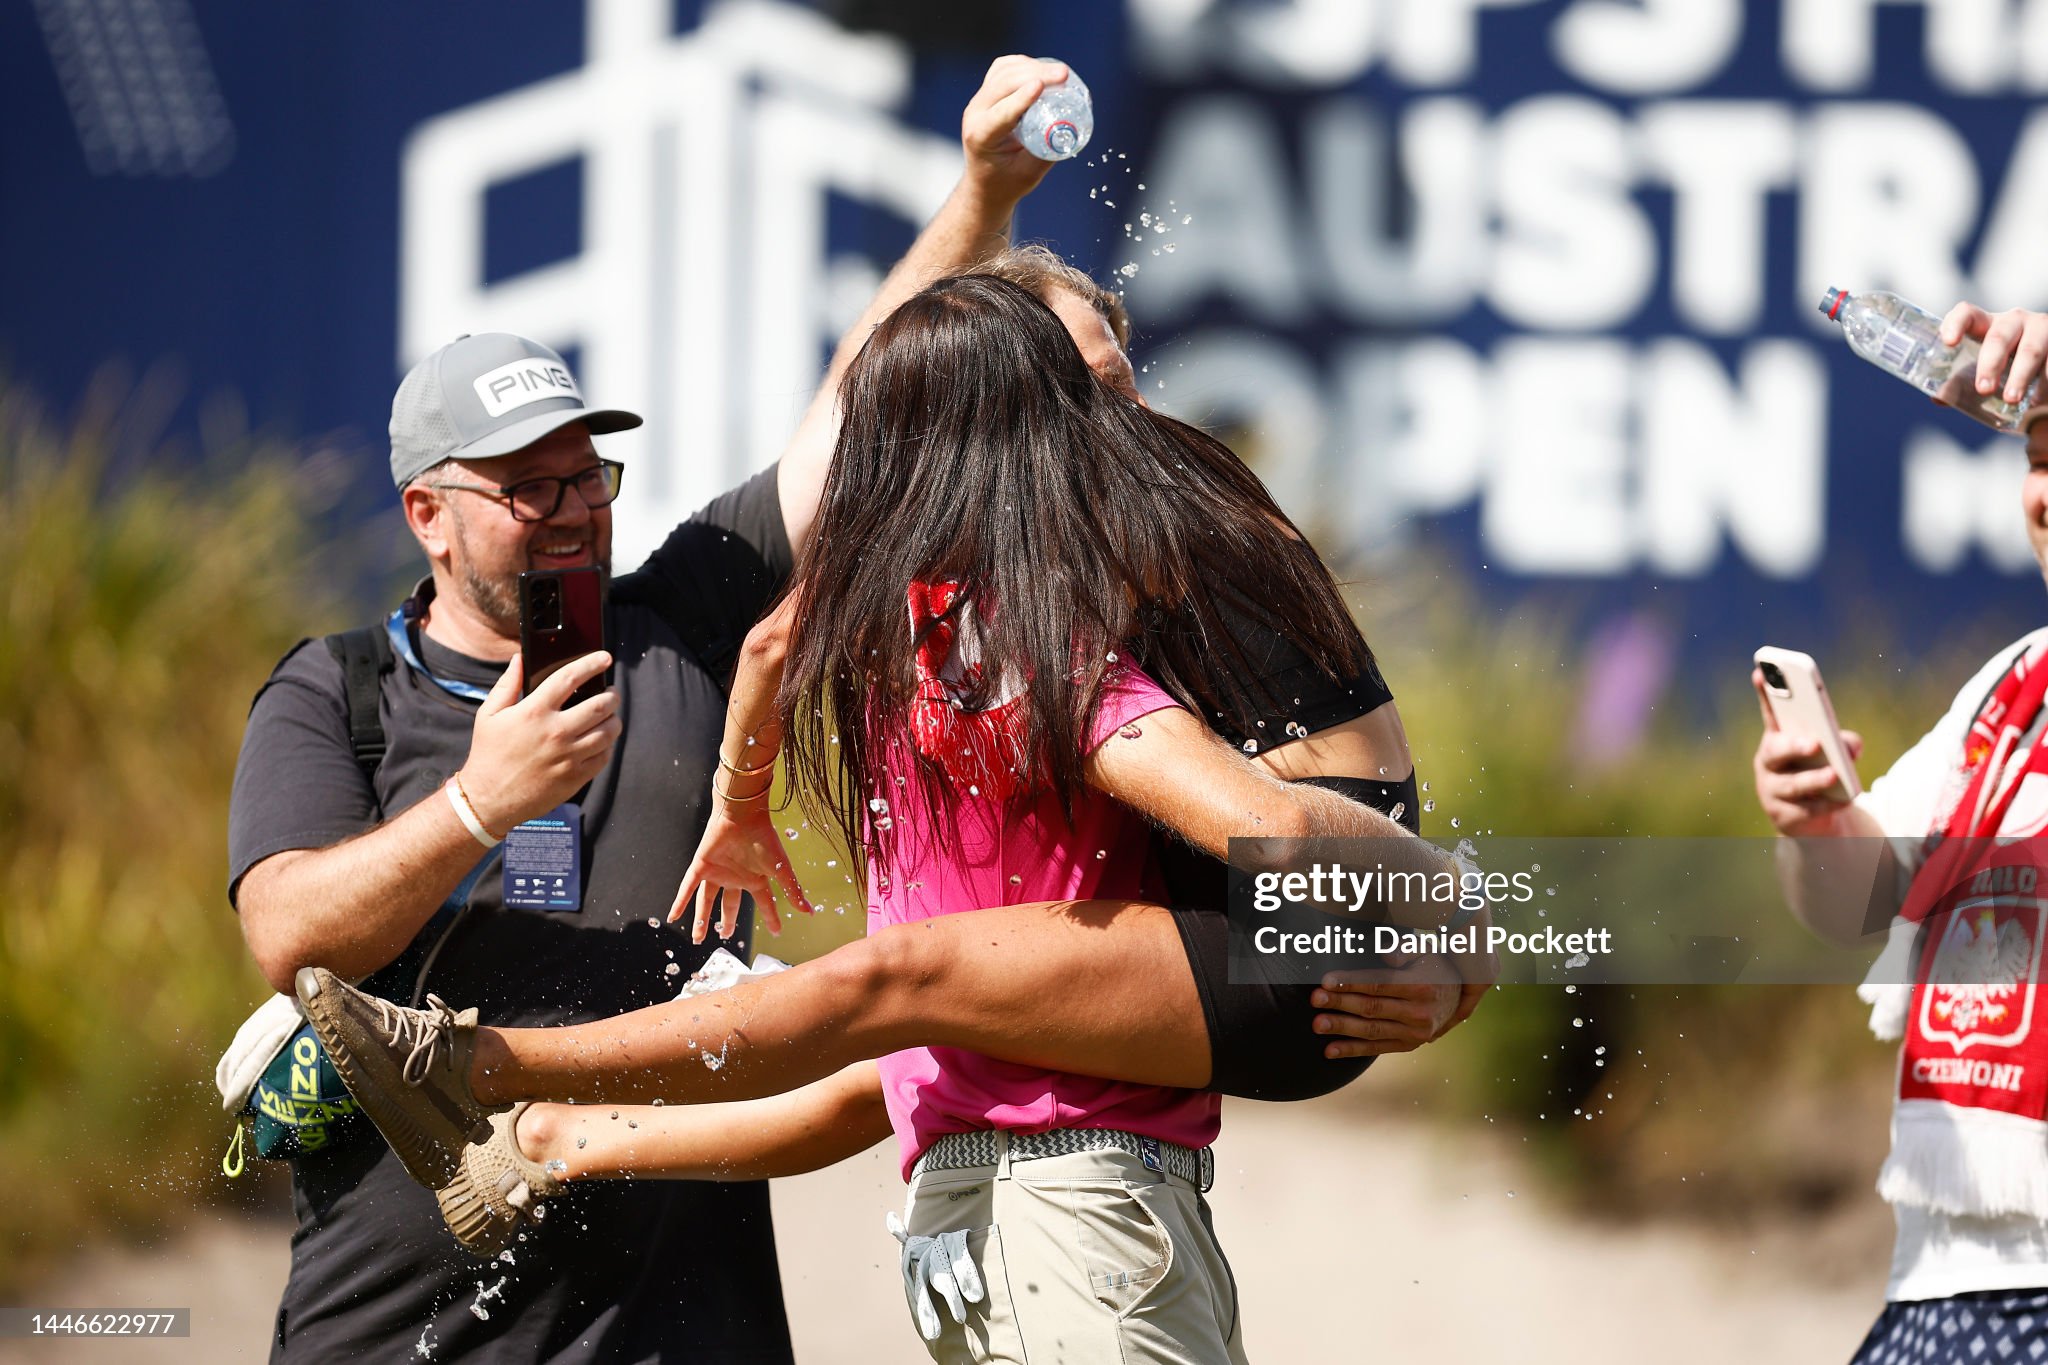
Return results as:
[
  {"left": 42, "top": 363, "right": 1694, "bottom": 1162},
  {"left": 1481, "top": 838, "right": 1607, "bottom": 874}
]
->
[
  {"left": 1940, "top": 302, "right": 2048, "bottom": 408},
  {"left": 1309, "top": 957, "right": 1462, "bottom": 1058},
  {"left": 1752, "top": 667, "right": 1864, "bottom": 837},
  {"left": 459, "top": 652, "right": 620, "bottom": 835},
  {"left": 961, "top": 55, "right": 1068, "bottom": 207},
  {"left": 668, "top": 801, "right": 815, "bottom": 943}
]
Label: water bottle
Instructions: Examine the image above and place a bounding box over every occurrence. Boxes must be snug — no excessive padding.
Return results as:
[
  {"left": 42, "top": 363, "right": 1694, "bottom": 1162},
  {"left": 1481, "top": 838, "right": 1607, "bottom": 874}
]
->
[
  {"left": 1014, "top": 66, "right": 1092, "bottom": 162},
  {"left": 1821, "top": 287, "right": 2040, "bottom": 433}
]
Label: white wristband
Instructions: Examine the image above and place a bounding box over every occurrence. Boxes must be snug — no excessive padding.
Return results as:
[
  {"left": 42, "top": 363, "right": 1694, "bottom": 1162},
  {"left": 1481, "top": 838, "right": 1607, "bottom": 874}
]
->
[{"left": 445, "top": 775, "right": 500, "bottom": 848}]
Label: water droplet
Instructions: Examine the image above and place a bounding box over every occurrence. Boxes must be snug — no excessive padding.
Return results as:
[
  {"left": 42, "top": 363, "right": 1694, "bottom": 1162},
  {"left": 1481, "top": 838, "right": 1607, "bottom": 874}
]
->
[
  {"left": 1242, "top": 739, "right": 1259, "bottom": 754},
  {"left": 576, "top": 1136, "right": 588, "bottom": 1148},
  {"left": 1008, "top": 874, "right": 1022, "bottom": 886},
  {"left": 868, "top": 797, "right": 889, "bottom": 815},
  {"left": 664, "top": 963, "right": 681, "bottom": 977},
  {"left": 1106, "top": 650, "right": 1118, "bottom": 663},
  {"left": 1388, "top": 802, "right": 1405, "bottom": 822},
  {"left": 1571, "top": 1017, "right": 1584, "bottom": 1028},
  {"left": 968, "top": 785, "right": 981, "bottom": 797},
  {"left": 646, "top": 917, "right": 660, "bottom": 929},
  {"left": 545, "top": 1158, "right": 567, "bottom": 1175},
  {"left": 1118, "top": 723, "right": 1143, "bottom": 740},
  {"left": 1449, "top": 817, "right": 1461, "bottom": 829},
  {"left": 1118, "top": 263, "right": 1139, "bottom": 278},
  {"left": 1094, "top": 849, "right": 1107, "bottom": 860}
]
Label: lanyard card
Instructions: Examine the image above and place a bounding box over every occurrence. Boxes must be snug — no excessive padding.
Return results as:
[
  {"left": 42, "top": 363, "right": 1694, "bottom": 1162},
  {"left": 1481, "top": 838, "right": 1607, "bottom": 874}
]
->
[{"left": 503, "top": 803, "right": 583, "bottom": 912}]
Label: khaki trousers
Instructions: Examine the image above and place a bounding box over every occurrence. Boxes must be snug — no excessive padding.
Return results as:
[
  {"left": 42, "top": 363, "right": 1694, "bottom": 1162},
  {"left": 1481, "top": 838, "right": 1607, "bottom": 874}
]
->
[{"left": 897, "top": 1134, "right": 1250, "bottom": 1365}]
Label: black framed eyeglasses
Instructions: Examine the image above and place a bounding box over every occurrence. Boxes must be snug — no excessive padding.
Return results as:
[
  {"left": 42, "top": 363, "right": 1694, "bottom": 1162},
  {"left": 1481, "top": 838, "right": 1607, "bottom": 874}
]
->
[{"left": 430, "top": 459, "right": 624, "bottom": 522}]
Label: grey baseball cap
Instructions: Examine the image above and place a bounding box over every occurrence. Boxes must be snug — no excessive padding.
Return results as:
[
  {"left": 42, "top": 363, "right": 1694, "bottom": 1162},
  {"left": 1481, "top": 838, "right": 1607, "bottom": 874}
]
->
[{"left": 389, "top": 333, "right": 642, "bottom": 488}]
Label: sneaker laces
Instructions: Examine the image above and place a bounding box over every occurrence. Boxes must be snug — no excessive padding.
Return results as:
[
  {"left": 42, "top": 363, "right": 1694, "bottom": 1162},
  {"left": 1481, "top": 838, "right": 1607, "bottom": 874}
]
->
[{"left": 375, "top": 993, "right": 460, "bottom": 1087}]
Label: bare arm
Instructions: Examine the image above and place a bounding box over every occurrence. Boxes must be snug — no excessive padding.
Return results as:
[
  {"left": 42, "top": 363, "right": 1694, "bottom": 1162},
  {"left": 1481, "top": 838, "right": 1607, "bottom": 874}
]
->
[
  {"left": 239, "top": 652, "right": 620, "bottom": 993},
  {"left": 520, "top": 1062, "right": 891, "bottom": 1182},
  {"left": 777, "top": 56, "right": 1067, "bottom": 551},
  {"left": 1084, "top": 706, "right": 1458, "bottom": 918},
  {"left": 671, "top": 601, "right": 812, "bottom": 938}
]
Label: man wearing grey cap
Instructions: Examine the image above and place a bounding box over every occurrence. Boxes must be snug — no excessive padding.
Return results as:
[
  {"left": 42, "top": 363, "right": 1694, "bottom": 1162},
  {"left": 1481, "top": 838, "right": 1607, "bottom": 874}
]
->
[{"left": 224, "top": 56, "right": 1072, "bottom": 1364}]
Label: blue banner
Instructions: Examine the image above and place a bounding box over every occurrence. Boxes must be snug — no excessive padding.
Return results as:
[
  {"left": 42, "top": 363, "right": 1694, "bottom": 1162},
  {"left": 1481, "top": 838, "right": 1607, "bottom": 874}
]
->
[{"left": 6, "top": 0, "right": 2045, "bottom": 656}]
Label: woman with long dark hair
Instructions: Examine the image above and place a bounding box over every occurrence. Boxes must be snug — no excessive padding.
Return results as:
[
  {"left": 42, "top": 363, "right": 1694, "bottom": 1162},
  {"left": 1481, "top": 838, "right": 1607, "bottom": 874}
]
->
[{"left": 303, "top": 272, "right": 1476, "bottom": 1362}]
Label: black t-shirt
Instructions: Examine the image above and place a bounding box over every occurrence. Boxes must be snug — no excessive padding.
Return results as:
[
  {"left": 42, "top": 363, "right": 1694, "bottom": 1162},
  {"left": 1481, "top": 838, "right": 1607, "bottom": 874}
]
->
[{"left": 228, "top": 468, "right": 796, "bottom": 1363}]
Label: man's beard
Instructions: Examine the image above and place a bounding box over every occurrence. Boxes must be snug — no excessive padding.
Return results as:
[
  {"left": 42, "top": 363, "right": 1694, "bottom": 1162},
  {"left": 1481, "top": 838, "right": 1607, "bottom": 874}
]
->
[{"left": 446, "top": 503, "right": 608, "bottom": 632}]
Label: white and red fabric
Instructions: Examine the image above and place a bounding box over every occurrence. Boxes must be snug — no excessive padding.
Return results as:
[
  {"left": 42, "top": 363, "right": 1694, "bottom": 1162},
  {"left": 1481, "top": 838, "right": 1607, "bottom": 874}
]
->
[{"left": 905, "top": 580, "right": 1030, "bottom": 803}]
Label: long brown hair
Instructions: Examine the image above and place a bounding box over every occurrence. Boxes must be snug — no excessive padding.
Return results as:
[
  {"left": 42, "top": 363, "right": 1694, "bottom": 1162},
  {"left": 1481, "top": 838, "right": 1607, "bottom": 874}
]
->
[{"left": 780, "top": 273, "right": 1370, "bottom": 856}]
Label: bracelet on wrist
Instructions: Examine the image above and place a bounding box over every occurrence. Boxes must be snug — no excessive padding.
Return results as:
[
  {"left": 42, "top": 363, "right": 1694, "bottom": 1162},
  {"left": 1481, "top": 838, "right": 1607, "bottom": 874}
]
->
[
  {"left": 718, "top": 749, "right": 775, "bottom": 778},
  {"left": 712, "top": 773, "right": 773, "bottom": 806},
  {"left": 445, "top": 774, "right": 503, "bottom": 847}
]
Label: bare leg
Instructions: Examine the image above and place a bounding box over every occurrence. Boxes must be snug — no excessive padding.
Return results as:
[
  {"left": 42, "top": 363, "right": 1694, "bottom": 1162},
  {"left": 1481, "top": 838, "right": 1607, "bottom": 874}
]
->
[
  {"left": 515, "top": 1062, "right": 894, "bottom": 1182},
  {"left": 470, "top": 899, "right": 1208, "bottom": 1106}
]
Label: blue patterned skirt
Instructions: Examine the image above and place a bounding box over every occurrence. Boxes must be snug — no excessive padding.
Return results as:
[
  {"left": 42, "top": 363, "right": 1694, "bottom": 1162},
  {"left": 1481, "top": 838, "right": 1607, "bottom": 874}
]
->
[{"left": 1853, "top": 1290, "right": 2048, "bottom": 1364}]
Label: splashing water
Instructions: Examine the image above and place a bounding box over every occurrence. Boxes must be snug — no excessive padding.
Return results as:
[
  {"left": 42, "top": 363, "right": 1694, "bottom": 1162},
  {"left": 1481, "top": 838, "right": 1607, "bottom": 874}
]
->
[{"left": 470, "top": 1275, "right": 510, "bottom": 1321}]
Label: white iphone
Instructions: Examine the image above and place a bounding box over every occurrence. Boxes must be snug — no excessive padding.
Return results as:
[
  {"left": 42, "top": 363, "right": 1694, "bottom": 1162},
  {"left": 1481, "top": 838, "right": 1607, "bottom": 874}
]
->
[{"left": 1754, "top": 646, "right": 1862, "bottom": 802}]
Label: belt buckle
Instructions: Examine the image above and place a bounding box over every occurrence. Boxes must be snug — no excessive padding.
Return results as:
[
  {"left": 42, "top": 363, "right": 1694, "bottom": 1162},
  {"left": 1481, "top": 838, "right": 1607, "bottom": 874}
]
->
[{"left": 1139, "top": 1135, "right": 1163, "bottom": 1174}]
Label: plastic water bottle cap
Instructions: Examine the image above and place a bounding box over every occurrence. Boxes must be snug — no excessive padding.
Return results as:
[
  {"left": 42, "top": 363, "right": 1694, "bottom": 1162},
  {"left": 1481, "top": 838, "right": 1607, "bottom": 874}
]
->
[{"left": 1819, "top": 288, "right": 1846, "bottom": 321}]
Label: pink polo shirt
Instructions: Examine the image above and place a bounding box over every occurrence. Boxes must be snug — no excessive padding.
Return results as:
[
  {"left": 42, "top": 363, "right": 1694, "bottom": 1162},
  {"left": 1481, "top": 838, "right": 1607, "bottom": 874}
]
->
[{"left": 867, "top": 665, "right": 1223, "bottom": 1178}]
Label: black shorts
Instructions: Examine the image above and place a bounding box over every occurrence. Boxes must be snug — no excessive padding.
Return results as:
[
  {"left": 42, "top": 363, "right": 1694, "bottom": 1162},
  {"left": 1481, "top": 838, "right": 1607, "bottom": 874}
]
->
[{"left": 1159, "top": 772, "right": 1421, "bottom": 1102}]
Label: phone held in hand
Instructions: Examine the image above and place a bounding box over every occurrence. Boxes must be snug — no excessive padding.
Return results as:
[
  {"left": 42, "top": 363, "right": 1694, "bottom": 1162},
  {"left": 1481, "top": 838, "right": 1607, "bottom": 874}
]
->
[
  {"left": 1754, "top": 645, "right": 1862, "bottom": 802},
  {"left": 519, "top": 567, "right": 610, "bottom": 707}
]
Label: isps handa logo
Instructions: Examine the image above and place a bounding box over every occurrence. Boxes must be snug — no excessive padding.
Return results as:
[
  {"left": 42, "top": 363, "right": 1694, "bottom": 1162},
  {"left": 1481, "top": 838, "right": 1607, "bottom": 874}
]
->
[{"left": 1918, "top": 885, "right": 2045, "bottom": 1057}]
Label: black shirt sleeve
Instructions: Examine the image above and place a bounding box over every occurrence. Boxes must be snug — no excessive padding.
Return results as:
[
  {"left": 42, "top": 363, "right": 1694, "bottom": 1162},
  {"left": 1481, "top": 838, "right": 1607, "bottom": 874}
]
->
[
  {"left": 226, "top": 639, "right": 378, "bottom": 906},
  {"left": 617, "top": 463, "right": 794, "bottom": 690}
]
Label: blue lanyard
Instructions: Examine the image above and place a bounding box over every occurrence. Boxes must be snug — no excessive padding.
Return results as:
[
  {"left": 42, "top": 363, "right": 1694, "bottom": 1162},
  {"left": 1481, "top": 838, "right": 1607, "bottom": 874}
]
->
[{"left": 386, "top": 604, "right": 495, "bottom": 703}]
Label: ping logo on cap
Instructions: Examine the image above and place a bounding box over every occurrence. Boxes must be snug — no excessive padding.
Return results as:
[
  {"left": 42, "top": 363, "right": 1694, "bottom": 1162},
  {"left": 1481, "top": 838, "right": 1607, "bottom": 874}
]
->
[{"left": 473, "top": 358, "right": 583, "bottom": 417}]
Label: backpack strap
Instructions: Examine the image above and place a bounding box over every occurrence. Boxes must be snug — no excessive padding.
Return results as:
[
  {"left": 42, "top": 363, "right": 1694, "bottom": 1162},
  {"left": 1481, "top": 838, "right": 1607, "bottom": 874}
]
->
[{"left": 323, "top": 625, "right": 396, "bottom": 779}]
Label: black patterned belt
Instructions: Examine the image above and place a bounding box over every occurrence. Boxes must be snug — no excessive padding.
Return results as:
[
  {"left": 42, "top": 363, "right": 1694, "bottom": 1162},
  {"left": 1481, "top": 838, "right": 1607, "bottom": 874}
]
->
[{"left": 912, "top": 1128, "right": 1215, "bottom": 1192}]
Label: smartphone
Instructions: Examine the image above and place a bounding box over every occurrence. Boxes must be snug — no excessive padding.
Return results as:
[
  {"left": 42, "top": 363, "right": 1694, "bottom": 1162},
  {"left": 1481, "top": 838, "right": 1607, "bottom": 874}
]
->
[
  {"left": 1754, "top": 646, "right": 1861, "bottom": 801},
  {"left": 519, "top": 567, "right": 610, "bottom": 707}
]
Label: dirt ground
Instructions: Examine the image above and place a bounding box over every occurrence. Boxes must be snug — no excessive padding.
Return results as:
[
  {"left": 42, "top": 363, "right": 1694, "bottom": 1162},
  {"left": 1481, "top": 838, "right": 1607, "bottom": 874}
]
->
[{"left": 1, "top": 1100, "right": 1888, "bottom": 1363}]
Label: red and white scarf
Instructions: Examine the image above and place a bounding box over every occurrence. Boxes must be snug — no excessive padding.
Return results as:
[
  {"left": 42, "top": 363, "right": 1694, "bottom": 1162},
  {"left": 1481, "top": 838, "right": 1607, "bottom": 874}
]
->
[
  {"left": 904, "top": 580, "right": 1030, "bottom": 802},
  {"left": 1874, "top": 640, "right": 2048, "bottom": 1219}
]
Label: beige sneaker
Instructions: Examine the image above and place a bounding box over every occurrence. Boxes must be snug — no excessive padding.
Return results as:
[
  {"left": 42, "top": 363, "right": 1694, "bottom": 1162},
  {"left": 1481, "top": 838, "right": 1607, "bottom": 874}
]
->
[
  {"left": 437, "top": 1104, "right": 565, "bottom": 1257},
  {"left": 294, "top": 967, "right": 501, "bottom": 1188}
]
